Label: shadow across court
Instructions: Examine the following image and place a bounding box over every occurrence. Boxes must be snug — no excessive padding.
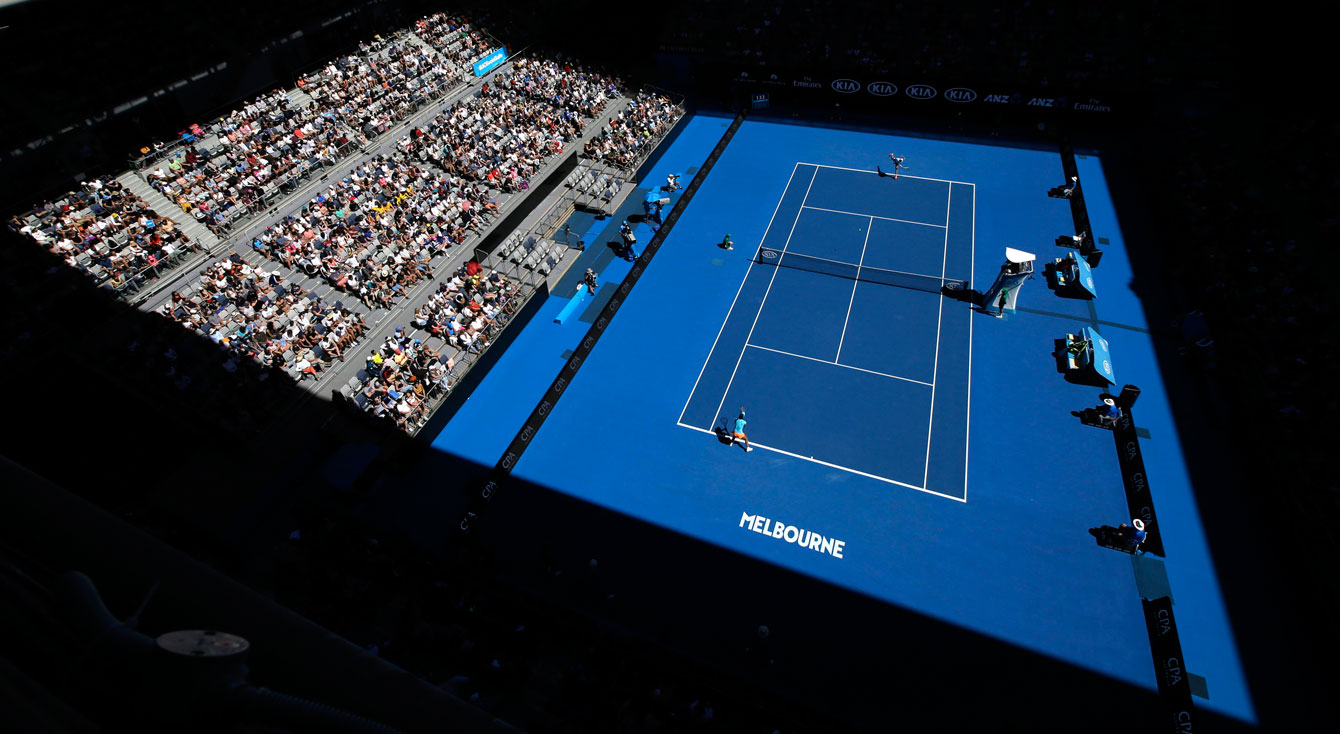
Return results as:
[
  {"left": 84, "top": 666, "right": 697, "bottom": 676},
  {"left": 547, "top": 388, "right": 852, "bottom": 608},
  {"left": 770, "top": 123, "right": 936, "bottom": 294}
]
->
[{"left": 466, "top": 466, "right": 1258, "bottom": 733}]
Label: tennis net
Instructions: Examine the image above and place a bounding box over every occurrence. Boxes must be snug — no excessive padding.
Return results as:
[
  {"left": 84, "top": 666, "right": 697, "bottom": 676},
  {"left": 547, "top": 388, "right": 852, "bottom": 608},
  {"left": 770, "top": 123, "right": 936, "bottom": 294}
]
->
[{"left": 755, "top": 246, "right": 967, "bottom": 294}]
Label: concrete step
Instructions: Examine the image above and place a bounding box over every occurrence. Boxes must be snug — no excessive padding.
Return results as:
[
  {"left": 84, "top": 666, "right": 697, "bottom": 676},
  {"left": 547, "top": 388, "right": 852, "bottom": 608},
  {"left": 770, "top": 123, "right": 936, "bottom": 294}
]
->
[
  {"left": 115, "top": 171, "right": 222, "bottom": 251},
  {"left": 287, "top": 89, "right": 315, "bottom": 111}
]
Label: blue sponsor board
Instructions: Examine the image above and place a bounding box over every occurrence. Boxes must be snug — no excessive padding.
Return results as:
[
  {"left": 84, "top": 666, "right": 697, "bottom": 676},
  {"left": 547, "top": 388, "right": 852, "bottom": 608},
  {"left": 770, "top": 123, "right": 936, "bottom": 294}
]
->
[
  {"left": 473, "top": 47, "right": 508, "bottom": 76},
  {"left": 1074, "top": 255, "right": 1098, "bottom": 297},
  {"left": 1083, "top": 326, "right": 1117, "bottom": 385}
]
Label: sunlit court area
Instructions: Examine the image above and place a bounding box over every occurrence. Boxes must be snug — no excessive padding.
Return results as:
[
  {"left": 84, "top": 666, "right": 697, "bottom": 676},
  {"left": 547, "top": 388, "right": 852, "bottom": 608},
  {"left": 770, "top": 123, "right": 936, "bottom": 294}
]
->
[{"left": 2, "top": 2, "right": 1333, "bottom": 732}]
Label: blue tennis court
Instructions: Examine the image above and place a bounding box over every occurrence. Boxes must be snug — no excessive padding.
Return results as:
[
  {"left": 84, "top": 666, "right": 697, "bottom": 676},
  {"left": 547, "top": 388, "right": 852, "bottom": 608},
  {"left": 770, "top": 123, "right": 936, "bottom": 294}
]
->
[
  {"left": 424, "top": 113, "right": 1256, "bottom": 726},
  {"left": 679, "top": 162, "right": 973, "bottom": 499}
]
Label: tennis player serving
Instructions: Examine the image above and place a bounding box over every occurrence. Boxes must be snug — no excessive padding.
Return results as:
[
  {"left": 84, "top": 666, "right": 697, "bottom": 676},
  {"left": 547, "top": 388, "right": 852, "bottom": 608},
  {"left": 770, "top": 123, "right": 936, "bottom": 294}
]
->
[{"left": 878, "top": 154, "right": 908, "bottom": 179}]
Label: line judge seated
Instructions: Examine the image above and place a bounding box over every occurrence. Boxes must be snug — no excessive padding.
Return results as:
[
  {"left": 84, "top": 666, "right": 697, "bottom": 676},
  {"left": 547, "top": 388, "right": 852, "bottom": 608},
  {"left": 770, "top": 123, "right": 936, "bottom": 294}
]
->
[{"left": 1088, "top": 519, "right": 1147, "bottom": 553}]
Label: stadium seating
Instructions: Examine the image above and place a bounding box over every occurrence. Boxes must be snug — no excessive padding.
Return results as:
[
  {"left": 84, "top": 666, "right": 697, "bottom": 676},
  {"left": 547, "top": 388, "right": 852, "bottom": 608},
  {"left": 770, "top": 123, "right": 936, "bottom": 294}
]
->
[
  {"left": 160, "top": 254, "right": 370, "bottom": 383},
  {"left": 582, "top": 91, "right": 682, "bottom": 169},
  {"left": 13, "top": 177, "right": 200, "bottom": 294},
  {"left": 9, "top": 10, "right": 684, "bottom": 436},
  {"left": 133, "top": 15, "right": 494, "bottom": 238},
  {"left": 344, "top": 264, "right": 524, "bottom": 433}
]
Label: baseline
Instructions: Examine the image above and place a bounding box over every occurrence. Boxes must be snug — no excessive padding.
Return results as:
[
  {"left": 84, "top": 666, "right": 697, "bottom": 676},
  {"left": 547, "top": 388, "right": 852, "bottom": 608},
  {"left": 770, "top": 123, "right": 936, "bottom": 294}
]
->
[
  {"left": 698, "top": 344, "right": 938, "bottom": 495},
  {"left": 795, "top": 161, "right": 978, "bottom": 187},
  {"left": 675, "top": 422, "right": 966, "bottom": 502}
]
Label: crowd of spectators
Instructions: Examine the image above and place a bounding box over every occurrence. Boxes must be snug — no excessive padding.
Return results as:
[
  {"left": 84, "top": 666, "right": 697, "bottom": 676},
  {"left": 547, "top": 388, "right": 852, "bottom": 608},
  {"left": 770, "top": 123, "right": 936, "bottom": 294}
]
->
[
  {"left": 10, "top": 8, "right": 664, "bottom": 447},
  {"left": 11, "top": 177, "right": 198, "bottom": 292},
  {"left": 160, "top": 253, "right": 369, "bottom": 383},
  {"left": 347, "top": 261, "right": 523, "bottom": 433},
  {"left": 111, "top": 306, "right": 296, "bottom": 431},
  {"left": 13, "top": 8, "right": 643, "bottom": 315},
  {"left": 9, "top": 5, "right": 691, "bottom": 445},
  {"left": 414, "top": 263, "right": 518, "bottom": 353},
  {"left": 399, "top": 55, "right": 622, "bottom": 192},
  {"left": 247, "top": 152, "right": 482, "bottom": 308},
  {"left": 144, "top": 89, "right": 355, "bottom": 236},
  {"left": 355, "top": 332, "right": 445, "bottom": 431},
  {"left": 240, "top": 51, "right": 632, "bottom": 314},
  {"left": 411, "top": 12, "right": 496, "bottom": 66},
  {"left": 136, "top": 13, "right": 498, "bottom": 238},
  {"left": 494, "top": 56, "right": 620, "bottom": 121},
  {"left": 583, "top": 91, "right": 682, "bottom": 169},
  {"left": 303, "top": 34, "right": 457, "bottom": 141},
  {"left": 146, "top": 87, "right": 356, "bottom": 235}
]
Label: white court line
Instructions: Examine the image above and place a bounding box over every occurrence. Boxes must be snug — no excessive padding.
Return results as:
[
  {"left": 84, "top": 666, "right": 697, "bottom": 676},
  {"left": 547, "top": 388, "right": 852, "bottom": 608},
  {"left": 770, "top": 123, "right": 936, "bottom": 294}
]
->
[
  {"left": 964, "top": 184, "right": 975, "bottom": 502},
  {"left": 680, "top": 160, "right": 974, "bottom": 504},
  {"left": 801, "top": 205, "right": 945, "bottom": 229},
  {"left": 924, "top": 183, "right": 953, "bottom": 488},
  {"left": 746, "top": 343, "right": 933, "bottom": 387},
  {"left": 676, "top": 422, "right": 967, "bottom": 503},
  {"left": 679, "top": 163, "right": 802, "bottom": 425},
  {"left": 834, "top": 216, "right": 872, "bottom": 363},
  {"left": 796, "top": 161, "right": 978, "bottom": 187},
  {"left": 711, "top": 166, "right": 820, "bottom": 428}
]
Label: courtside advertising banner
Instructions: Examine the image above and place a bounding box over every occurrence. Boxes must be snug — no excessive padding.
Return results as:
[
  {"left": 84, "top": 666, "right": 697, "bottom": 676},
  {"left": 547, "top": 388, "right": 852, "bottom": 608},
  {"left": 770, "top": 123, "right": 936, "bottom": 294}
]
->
[{"left": 473, "top": 47, "right": 509, "bottom": 76}]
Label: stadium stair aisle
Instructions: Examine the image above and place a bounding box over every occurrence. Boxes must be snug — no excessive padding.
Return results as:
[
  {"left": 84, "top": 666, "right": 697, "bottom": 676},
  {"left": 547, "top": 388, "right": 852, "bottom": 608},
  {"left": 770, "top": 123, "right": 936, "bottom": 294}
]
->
[
  {"left": 115, "top": 170, "right": 221, "bottom": 251},
  {"left": 286, "top": 87, "right": 316, "bottom": 110}
]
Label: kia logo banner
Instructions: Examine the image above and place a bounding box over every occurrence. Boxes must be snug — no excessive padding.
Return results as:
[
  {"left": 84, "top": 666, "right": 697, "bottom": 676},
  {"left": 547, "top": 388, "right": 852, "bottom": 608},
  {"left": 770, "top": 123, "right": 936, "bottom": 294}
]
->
[
  {"left": 866, "top": 81, "right": 897, "bottom": 96},
  {"left": 732, "top": 68, "right": 1114, "bottom": 114},
  {"left": 905, "top": 84, "right": 937, "bottom": 100}
]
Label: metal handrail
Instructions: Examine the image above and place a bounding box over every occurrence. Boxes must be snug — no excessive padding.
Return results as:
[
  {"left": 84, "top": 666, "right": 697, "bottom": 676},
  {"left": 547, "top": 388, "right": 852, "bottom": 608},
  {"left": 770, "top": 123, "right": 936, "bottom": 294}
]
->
[{"left": 639, "top": 82, "right": 689, "bottom": 108}]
